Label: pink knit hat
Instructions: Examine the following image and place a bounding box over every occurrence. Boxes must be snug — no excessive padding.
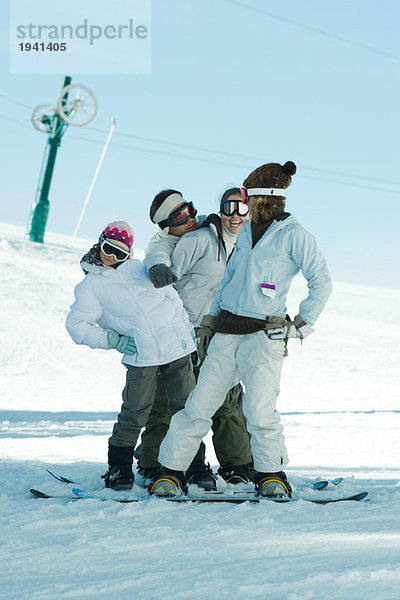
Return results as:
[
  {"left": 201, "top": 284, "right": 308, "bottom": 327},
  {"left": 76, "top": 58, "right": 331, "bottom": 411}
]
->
[{"left": 99, "top": 221, "right": 134, "bottom": 252}]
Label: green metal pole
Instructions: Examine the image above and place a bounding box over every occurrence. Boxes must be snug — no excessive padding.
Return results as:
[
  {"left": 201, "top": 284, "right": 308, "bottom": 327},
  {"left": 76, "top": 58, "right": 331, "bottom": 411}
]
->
[{"left": 26, "top": 76, "right": 71, "bottom": 243}]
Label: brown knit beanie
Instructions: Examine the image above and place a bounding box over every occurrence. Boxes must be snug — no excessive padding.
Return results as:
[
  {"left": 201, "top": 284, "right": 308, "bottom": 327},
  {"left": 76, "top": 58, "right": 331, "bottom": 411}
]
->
[
  {"left": 243, "top": 161, "right": 297, "bottom": 191},
  {"left": 243, "top": 161, "right": 297, "bottom": 223}
]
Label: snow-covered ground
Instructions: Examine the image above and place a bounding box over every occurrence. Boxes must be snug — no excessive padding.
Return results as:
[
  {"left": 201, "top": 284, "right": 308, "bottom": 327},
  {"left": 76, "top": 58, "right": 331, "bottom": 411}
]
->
[{"left": 1, "top": 222, "right": 399, "bottom": 600}]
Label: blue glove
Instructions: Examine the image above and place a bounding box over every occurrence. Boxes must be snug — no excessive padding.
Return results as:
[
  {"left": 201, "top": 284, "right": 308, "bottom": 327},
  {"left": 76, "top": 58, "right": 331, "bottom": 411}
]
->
[{"left": 107, "top": 330, "right": 137, "bottom": 355}]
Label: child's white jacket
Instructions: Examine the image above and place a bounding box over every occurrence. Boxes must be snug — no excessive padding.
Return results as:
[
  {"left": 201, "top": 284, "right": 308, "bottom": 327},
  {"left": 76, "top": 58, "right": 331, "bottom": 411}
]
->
[
  {"left": 209, "top": 216, "right": 332, "bottom": 326},
  {"left": 66, "top": 259, "right": 195, "bottom": 367}
]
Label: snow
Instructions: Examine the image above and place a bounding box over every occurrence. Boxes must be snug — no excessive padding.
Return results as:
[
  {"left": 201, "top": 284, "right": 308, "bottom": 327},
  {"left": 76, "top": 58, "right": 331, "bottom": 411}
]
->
[{"left": 1, "top": 222, "right": 399, "bottom": 600}]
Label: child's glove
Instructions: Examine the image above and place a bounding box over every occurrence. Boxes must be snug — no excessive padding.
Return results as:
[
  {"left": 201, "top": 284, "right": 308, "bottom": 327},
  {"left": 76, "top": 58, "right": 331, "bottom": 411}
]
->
[
  {"left": 148, "top": 264, "right": 177, "bottom": 288},
  {"left": 197, "top": 315, "right": 216, "bottom": 362},
  {"left": 107, "top": 330, "right": 137, "bottom": 355}
]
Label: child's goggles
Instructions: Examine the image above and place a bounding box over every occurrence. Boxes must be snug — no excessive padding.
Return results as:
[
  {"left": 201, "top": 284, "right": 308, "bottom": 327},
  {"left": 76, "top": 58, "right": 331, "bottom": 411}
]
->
[
  {"left": 157, "top": 202, "right": 197, "bottom": 230},
  {"left": 220, "top": 201, "right": 249, "bottom": 217},
  {"left": 100, "top": 240, "right": 130, "bottom": 261}
]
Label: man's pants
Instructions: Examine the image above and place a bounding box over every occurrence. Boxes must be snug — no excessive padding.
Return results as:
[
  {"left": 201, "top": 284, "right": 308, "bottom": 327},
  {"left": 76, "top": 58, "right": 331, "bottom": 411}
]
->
[
  {"left": 108, "top": 355, "right": 195, "bottom": 448},
  {"left": 158, "top": 331, "right": 288, "bottom": 473}
]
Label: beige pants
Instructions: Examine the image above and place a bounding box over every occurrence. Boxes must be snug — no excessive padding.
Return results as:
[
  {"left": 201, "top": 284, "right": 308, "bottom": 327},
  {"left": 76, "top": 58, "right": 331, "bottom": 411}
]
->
[{"left": 158, "top": 331, "right": 288, "bottom": 473}]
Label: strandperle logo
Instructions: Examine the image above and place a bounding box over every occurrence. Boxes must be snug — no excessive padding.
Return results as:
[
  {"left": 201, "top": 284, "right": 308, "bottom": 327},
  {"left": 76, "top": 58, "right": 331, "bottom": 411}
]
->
[{"left": 16, "top": 19, "right": 148, "bottom": 46}]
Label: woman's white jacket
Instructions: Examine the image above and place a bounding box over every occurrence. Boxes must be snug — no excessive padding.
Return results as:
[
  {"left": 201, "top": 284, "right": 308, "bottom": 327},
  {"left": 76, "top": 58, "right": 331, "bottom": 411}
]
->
[
  {"left": 209, "top": 216, "right": 332, "bottom": 326},
  {"left": 66, "top": 259, "right": 195, "bottom": 367}
]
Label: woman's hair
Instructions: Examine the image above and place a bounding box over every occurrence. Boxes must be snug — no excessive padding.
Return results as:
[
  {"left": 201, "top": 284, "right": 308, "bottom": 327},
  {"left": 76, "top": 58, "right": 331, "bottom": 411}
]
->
[
  {"left": 90, "top": 241, "right": 100, "bottom": 255},
  {"left": 219, "top": 187, "right": 241, "bottom": 210},
  {"left": 250, "top": 197, "right": 286, "bottom": 223},
  {"left": 150, "top": 189, "right": 182, "bottom": 223}
]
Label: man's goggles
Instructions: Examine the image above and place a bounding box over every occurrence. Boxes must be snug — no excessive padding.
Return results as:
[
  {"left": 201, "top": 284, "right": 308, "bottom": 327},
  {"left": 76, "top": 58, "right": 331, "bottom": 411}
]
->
[
  {"left": 220, "top": 200, "right": 249, "bottom": 217},
  {"left": 158, "top": 202, "right": 197, "bottom": 230},
  {"left": 100, "top": 240, "right": 130, "bottom": 262}
]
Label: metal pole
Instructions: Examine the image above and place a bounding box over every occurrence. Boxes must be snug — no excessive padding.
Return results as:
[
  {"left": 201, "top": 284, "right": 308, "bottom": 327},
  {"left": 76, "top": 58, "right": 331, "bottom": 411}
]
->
[
  {"left": 73, "top": 117, "right": 116, "bottom": 238},
  {"left": 26, "top": 76, "right": 71, "bottom": 243}
]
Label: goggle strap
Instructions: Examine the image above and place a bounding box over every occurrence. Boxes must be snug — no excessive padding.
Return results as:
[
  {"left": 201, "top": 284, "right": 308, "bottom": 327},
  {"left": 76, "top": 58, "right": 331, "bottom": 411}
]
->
[
  {"left": 153, "top": 193, "right": 187, "bottom": 225},
  {"left": 240, "top": 188, "right": 248, "bottom": 204},
  {"left": 241, "top": 187, "right": 287, "bottom": 203},
  {"left": 247, "top": 187, "right": 287, "bottom": 196}
]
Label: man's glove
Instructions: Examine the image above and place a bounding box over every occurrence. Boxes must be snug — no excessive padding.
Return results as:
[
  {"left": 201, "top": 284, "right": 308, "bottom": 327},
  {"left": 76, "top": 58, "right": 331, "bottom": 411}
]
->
[
  {"left": 197, "top": 315, "right": 216, "bottom": 363},
  {"left": 148, "top": 264, "right": 177, "bottom": 288},
  {"left": 107, "top": 330, "right": 137, "bottom": 355},
  {"left": 287, "top": 315, "right": 315, "bottom": 340}
]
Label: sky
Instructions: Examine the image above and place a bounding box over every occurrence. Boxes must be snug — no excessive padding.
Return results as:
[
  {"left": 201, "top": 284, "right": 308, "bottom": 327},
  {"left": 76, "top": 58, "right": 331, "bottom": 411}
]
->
[{"left": 1, "top": 0, "right": 399, "bottom": 287}]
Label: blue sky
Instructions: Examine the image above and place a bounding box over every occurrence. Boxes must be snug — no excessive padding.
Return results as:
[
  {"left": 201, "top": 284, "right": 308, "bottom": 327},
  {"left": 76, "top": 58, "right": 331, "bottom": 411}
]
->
[{"left": 1, "top": 0, "right": 399, "bottom": 287}]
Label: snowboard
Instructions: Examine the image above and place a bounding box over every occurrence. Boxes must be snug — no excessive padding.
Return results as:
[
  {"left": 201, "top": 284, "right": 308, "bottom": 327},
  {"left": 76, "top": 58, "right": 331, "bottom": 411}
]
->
[
  {"left": 30, "top": 486, "right": 368, "bottom": 504},
  {"left": 45, "top": 469, "right": 344, "bottom": 491}
]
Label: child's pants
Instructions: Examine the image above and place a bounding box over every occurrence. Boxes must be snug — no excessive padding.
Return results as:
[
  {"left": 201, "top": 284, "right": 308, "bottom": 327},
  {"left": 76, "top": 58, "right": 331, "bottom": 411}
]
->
[
  {"left": 158, "top": 331, "right": 288, "bottom": 473},
  {"left": 109, "top": 355, "right": 195, "bottom": 448}
]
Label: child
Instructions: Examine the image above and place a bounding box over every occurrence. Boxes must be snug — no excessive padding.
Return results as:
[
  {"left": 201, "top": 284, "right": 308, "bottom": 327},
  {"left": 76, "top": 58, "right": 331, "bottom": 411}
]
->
[
  {"left": 65, "top": 221, "right": 196, "bottom": 490},
  {"left": 150, "top": 162, "right": 333, "bottom": 498}
]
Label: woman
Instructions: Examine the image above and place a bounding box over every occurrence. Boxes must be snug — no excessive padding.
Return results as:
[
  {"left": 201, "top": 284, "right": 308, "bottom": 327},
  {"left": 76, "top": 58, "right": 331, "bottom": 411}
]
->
[
  {"left": 65, "top": 221, "right": 196, "bottom": 491},
  {"left": 150, "top": 162, "right": 333, "bottom": 498}
]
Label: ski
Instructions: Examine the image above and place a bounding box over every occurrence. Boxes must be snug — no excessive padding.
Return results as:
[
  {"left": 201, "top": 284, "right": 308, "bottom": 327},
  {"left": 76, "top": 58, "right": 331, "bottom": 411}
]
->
[
  {"left": 30, "top": 488, "right": 80, "bottom": 500},
  {"left": 312, "top": 477, "right": 344, "bottom": 491},
  {"left": 46, "top": 469, "right": 76, "bottom": 484},
  {"left": 70, "top": 488, "right": 368, "bottom": 505}
]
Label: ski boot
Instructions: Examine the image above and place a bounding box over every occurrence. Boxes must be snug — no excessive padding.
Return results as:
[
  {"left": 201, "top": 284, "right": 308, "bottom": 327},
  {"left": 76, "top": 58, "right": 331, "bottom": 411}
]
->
[
  {"left": 247, "top": 461, "right": 256, "bottom": 482},
  {"left": 254, "top": 471, "right": 292, "bottom": 498},
  {"left": 103, "top": 444, "right": 134, "bottom": 490},
  {"left": 137, "top": 464, "right": 160, "bottom": 482},
  {"left": 187, "top": 463, "right": 217, "bottom": 491},
  {"left": 149, "top": 468, "right": 187, "bottom": 497},
  {"left": 186, "top": 442, "right": 217, "bottom": 491},
  {"left": 217, "top": 464, "right": 250, "bottom": 485}
]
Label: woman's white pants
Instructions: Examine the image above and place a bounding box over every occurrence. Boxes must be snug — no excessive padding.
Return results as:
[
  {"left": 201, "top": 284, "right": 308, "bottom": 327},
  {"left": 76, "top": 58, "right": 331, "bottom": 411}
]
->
[{"left": 158, "top": 331, "right": 288, "bottom": 473}]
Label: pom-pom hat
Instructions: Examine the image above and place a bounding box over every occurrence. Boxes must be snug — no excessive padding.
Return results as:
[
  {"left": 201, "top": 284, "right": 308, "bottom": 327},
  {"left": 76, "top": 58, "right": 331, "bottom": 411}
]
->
[{"left": 99, "top": 221, "right": 134, "bottom": 252}]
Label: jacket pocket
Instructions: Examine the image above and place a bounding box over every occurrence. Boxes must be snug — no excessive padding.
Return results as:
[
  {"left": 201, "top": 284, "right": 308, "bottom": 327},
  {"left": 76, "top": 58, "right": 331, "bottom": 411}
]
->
[
  {"left": 257, "top": 331, "right": 285, "bottom": 361},
  {"left": 260, "top": 283, "right": 276, "bottom": 299}
]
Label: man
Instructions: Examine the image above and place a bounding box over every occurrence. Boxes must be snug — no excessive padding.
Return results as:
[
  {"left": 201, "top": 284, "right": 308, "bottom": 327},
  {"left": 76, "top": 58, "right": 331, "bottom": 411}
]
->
[{"left": 136, "top": 188, "right": 253, "bottom": 490}]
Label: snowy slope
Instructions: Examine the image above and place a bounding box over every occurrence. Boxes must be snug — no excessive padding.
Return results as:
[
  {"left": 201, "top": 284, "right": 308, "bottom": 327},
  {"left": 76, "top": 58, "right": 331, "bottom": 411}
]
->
[{"left": 1, "top": 222, "right": 399, "bottom": 600}]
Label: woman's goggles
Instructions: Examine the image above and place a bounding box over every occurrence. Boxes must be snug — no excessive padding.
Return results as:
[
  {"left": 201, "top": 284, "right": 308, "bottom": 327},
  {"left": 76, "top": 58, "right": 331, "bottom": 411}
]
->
[
  {"left": 100, "top": 240, "right": 130, "bottom": 262},
  {"left": 158, "top": 202, "right": 197, "bottom": 230},
  {"left": 220, "top": 200, "right": 249, "bottom": 217}
]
